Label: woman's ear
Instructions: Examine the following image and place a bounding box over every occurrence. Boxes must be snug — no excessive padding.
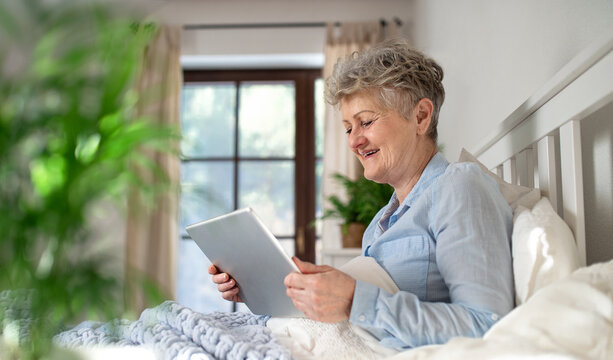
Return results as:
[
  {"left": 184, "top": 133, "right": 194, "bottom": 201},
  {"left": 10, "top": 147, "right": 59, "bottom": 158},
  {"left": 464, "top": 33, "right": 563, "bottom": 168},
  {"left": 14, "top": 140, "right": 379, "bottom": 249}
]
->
[{"left": 414, "top": 98, "right": 433, "bottom": 135}]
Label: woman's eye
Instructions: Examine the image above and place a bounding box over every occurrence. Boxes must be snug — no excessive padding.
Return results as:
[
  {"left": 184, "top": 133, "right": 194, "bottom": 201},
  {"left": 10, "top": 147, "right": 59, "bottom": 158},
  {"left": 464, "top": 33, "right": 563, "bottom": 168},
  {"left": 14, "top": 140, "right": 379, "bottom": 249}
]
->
[
  {"left": 362, "top": 120, "right": 374, "bottom": 127},
  {"left": 345, "top": 128, "right": 352, "bottom": 134}
]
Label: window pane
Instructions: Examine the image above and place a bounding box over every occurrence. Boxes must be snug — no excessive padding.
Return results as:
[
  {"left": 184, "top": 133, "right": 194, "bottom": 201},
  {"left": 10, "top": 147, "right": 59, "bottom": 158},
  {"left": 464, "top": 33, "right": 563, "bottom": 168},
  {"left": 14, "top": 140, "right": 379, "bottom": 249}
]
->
[
  {"left": 180, "top": 161, "right": 234, "bottom": 235},
  {"left": 238, "top": 82, "right": 295, "bottom": 157},
  {"left": 239, "top": 161, "right": 294, "bottom": 236},
  {"left": 181, "top": 83, "right": 236, "bottom": 157},
  {"left": 176, "top": 239, "right": 233, "bottom": 313},
  {"left": 315, "top": 78, "right": 325, "bottom": 157}
]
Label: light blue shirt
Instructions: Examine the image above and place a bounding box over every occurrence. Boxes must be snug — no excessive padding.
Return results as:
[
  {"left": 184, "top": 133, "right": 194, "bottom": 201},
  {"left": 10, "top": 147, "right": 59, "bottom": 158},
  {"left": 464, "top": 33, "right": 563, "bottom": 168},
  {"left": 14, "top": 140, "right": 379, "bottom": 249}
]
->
[{"left": 350, "top": 152, "right": 514, "bottom": 349}]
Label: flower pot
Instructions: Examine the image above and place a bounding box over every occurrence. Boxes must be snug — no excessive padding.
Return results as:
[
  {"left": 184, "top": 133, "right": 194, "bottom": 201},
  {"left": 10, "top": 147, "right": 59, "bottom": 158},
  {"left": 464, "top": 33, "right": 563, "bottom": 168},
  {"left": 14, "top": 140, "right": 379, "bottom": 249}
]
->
[{"left": 341, "top": 222, "right": 366, "bottom": 248}]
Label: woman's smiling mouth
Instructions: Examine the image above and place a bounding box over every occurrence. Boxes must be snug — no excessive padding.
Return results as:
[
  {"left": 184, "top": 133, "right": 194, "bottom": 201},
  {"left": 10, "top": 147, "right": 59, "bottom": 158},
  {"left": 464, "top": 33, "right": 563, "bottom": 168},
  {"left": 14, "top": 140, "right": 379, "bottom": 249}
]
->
[{"left": 359, "top": 149, "right": 380, "bottom": 159}]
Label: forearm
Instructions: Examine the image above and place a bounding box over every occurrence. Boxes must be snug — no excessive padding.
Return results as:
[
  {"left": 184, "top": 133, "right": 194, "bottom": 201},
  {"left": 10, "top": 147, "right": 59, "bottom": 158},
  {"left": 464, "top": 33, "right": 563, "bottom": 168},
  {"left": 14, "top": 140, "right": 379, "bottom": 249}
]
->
[{"left": 350, "top": 281, "right": 499, "bottom": 349}]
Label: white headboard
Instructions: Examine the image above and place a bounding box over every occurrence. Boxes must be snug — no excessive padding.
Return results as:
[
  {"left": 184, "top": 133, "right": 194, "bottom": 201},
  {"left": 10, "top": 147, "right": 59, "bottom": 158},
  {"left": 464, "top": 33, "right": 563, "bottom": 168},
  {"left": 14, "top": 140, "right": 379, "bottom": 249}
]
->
[{"left": 471, "top": 35, "right": 613, "bottom": 267}]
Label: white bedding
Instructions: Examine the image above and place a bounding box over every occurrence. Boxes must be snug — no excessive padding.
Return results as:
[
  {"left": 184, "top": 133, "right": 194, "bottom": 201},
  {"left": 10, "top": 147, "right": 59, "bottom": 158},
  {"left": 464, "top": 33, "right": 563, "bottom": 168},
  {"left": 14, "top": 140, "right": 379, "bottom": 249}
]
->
[
  {"left": 267, "top": 317, "right": 397, "bottom": 360},
  {"left": 267, "top": 256, "right": 400, "bottom": 360},
  {"left": 388, "top": 259, "right": 613, "bottom": 360},
  {"left": 269, "top": 258, "right": 613, "bottom": 360},
  {"left": 51, "top": 257, "right": 612, "bottom": 360}
]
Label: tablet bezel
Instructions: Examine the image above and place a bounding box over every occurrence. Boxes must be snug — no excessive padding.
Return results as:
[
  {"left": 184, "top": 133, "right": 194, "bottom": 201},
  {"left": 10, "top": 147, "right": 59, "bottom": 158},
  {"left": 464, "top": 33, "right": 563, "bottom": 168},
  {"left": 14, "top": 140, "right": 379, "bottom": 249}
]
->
[{"left": 186, "top": 207, "right": 302, "bottom": 317}]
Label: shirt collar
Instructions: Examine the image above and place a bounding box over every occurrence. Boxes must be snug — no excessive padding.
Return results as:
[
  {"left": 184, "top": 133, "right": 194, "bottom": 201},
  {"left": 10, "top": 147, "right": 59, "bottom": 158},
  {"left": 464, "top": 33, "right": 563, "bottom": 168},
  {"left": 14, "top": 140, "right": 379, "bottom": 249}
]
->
[
  {"left": 394, "top": 152, "right": 449, "bottom": 210},
  {"left": 375, "top": 152, "right": 449, "bottom": 236}
]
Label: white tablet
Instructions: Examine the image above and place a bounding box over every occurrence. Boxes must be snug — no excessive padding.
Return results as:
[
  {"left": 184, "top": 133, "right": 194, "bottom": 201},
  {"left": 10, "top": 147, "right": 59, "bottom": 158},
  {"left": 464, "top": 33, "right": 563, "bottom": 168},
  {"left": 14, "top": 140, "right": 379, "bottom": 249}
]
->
[{"left": 186, "top": 207, "right": 302, "bottom": 317}]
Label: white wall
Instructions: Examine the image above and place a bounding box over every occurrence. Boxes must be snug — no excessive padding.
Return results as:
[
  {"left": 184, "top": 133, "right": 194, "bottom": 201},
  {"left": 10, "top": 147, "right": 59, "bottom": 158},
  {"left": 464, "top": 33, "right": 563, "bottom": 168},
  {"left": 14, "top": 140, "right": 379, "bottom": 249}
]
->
[{"left": 408, "top": 0, "right": 613, "bottom": 160}]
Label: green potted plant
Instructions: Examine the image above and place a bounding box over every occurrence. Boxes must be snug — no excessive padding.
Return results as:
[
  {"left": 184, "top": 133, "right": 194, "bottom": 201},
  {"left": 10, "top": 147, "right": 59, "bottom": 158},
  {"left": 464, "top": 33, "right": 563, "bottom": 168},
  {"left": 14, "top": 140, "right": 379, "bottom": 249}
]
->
[
  {"left": 0, "top": 1, "right": 176, "bottom": 358},
  {"left": 323, "top": 173, "right": 394, "bottom": 248}
]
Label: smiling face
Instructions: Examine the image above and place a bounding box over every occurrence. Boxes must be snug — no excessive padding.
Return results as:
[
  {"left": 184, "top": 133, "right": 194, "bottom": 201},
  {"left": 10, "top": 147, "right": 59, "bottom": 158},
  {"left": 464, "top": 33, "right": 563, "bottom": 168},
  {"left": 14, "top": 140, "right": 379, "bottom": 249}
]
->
[{"left": 341, "top": 92, "right": 436, "bottom": 195}]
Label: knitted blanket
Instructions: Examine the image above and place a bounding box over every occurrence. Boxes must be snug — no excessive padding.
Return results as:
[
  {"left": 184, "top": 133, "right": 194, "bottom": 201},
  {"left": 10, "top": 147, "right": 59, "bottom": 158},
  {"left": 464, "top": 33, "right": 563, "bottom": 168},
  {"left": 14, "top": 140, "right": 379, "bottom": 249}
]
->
[{"left": 54, "top": 301, "right": 292, "bottom": 360}]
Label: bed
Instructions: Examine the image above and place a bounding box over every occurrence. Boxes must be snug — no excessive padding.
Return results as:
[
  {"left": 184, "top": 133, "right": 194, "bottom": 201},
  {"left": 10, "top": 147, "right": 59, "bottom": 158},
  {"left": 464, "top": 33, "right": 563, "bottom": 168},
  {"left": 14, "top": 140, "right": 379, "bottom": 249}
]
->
[{"left": 54, "top": 36, "right": 613, "bottom": 359}]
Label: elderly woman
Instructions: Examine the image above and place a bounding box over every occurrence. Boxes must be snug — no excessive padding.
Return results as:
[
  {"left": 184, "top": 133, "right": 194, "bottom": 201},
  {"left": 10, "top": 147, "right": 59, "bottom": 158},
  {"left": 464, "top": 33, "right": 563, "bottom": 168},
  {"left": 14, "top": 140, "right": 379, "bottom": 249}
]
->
[{"left": 210, "top": 38, "right": 513, "bottom": 350}]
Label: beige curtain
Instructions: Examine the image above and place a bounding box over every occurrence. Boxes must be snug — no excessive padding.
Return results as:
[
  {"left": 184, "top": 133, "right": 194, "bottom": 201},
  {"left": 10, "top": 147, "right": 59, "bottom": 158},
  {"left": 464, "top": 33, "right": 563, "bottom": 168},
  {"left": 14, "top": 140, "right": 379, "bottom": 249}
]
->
[
  {"left": 321, "top": 22, "right": 384, "bottom": 252},
  {"left": 125, "top": 25, "right": 182, "bottom": 313}
]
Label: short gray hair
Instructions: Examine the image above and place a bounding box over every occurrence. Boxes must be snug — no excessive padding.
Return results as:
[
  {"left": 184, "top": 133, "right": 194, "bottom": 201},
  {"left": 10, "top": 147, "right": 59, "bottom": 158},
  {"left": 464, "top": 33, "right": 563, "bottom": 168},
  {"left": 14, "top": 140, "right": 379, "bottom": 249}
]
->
[{"left": 325, "top": 38, "right": 445, "bottom": 142}]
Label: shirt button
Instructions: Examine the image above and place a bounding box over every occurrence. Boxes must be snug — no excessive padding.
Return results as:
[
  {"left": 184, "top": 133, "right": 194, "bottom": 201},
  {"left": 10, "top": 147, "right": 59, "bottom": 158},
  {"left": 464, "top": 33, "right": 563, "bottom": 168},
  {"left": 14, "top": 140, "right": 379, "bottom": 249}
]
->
[
  {"left": 491, "top": 314, "right": 499, "bottom": 321},
  {"left": 358, "top": 315, "right": 366, "bottom": 322}
]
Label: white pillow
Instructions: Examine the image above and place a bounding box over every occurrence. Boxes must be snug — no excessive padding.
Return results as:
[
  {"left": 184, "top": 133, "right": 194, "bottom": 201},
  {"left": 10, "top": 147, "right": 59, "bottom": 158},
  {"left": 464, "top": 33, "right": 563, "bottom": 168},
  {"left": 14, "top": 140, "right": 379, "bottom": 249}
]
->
[
  {"left": 512, "top": 197, "right": 582, "bottom": 305},
  {"left": 458, "top": 148, "right": 540, "bottom": 210},
  {"left": 456, "top": 149, "right": 582, "bottom": 306}
]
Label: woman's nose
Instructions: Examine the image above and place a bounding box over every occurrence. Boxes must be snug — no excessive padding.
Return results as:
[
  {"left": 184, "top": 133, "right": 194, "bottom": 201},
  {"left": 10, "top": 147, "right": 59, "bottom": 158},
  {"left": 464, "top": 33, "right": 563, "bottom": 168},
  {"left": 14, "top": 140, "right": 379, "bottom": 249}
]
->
[{"left": 348, "top": 130, "right": 366, "bottom": 150}]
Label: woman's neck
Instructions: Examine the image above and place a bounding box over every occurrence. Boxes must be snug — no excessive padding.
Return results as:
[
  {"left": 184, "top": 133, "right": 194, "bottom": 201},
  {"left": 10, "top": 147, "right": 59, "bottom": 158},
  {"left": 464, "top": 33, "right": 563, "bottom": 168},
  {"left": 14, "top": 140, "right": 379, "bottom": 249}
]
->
[{"left": 393, "top": 142, "right": 438, "bottom": 204}]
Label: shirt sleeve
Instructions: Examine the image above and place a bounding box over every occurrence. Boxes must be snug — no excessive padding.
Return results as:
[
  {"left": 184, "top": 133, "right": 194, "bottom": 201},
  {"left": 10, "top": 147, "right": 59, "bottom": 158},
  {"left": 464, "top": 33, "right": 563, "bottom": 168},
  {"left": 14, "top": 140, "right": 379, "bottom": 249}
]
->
[{"left": 349, "top": 164, "right": 514, "bottom": 349}]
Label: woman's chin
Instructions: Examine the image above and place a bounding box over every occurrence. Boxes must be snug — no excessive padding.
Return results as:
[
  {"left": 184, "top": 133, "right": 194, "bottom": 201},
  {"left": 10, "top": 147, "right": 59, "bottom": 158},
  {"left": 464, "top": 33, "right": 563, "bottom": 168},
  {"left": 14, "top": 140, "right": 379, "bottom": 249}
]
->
[{"left": 363, "top": 171, "right": 383, "bottom": 184}]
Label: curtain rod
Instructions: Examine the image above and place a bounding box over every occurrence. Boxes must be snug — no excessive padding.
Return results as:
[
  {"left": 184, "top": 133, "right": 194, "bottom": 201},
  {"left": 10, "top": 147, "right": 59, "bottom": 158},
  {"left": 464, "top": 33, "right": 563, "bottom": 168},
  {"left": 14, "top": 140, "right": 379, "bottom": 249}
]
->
[{"left": 183, "top": 17, "right": 402, "bottom": 31}]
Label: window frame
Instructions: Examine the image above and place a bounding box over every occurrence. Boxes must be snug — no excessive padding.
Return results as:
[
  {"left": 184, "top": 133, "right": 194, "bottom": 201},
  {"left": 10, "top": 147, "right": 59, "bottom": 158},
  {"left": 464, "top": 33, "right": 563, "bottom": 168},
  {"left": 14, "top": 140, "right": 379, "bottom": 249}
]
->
[{"left": 182, "top": 69, "right": 321, "bottom": 262}]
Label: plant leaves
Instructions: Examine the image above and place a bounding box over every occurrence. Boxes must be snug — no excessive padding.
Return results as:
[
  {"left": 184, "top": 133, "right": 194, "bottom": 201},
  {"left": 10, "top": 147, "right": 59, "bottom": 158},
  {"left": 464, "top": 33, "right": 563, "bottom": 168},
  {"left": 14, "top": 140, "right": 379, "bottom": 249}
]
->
[{"left": 322, "top": 173, "right": 393, "bottom": 226}]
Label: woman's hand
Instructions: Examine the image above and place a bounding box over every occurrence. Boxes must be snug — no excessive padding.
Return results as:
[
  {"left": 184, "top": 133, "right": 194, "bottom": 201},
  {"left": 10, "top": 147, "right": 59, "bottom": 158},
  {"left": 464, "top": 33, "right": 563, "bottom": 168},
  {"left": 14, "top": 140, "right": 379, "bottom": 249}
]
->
[
  {"left": 284, "top": 257, "right": 356, "bottom": 323},
  {"left": 208, "top": 264, "right": 242, "bottom": 302}
]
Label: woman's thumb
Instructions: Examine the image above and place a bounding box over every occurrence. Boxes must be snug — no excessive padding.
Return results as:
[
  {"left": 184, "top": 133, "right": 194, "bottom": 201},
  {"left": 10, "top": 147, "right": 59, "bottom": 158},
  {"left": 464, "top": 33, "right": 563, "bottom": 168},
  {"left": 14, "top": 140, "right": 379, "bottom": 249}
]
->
[{"left": 292, "top": 256, "right": 324, "bottom": 274}]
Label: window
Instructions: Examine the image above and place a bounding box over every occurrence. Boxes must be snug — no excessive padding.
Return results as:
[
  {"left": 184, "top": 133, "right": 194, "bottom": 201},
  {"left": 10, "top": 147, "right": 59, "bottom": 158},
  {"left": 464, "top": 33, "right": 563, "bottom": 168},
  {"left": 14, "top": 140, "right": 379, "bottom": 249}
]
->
[{"left": 177, "top": 69, "right": 323, "bottom": 313}]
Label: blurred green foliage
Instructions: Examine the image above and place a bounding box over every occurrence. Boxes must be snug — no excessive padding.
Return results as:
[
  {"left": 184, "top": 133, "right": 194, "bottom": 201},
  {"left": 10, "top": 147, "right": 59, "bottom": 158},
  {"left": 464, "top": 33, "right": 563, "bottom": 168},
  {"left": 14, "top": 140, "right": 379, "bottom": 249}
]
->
[
  {"left": 0, "top": 0, "right": 178, "bottom": 358},
  {"left": 323, "top": 174, "right": 394, "bottom": 234}
]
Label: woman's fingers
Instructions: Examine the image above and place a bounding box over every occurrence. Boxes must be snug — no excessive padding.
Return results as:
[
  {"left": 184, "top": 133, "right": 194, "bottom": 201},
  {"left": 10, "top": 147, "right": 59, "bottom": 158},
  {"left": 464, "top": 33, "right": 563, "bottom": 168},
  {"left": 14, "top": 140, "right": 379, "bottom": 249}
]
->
[
  {"left": 292, "top": 256, "right": 333, "bottom": 274},
  {"left": 217, "top": 278, "right": 237, "bottom": 292},
  {"left": 284, "top": 259, "right": 356, "bottom": 323},
  {"left": 221, "top": 286, "right": 241, "bottom": 302},
  {"left": 212, "top": 272, "right": 239, "bottom": 296},
  {"left": 285, "top": 258, "right": 333, "bottom": 289},
  {"left": 292, "top": 257, "right": 318, "bottom": 273},
  {"left": 211, "top": 272, "right": 230, "bottom": 284},
  {"left": 208, "top": 264, "right": 218, "bottom": 275},
  {"left": 208, "top": 264, "right": 242, "bottom": 302}
]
